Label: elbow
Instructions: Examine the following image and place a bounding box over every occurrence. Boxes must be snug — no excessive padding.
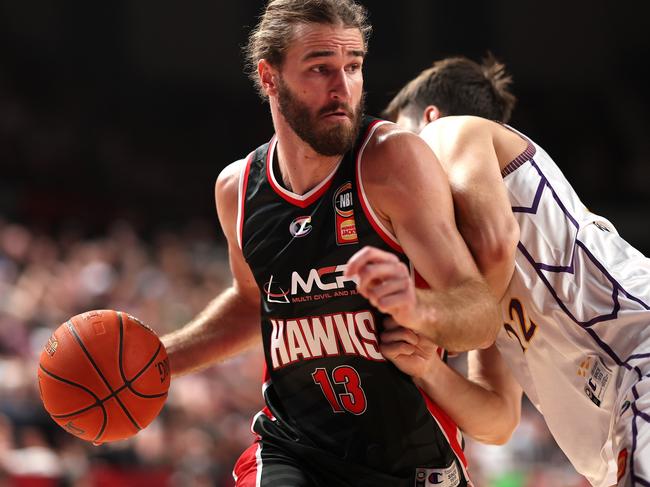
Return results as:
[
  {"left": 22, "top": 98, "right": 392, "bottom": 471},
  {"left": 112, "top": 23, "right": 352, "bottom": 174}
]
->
[
  {"left": 475, "top": 221, "right": 519, "bottom": 273},
  {"left": 478, "top": 431, "right": 512, "bottom": 446},
  {"left": 473, "top": 412, "right": 520, "bottom": 446},
  {"left": 485, "top": 416, "right": 518, "bottom": 445}
]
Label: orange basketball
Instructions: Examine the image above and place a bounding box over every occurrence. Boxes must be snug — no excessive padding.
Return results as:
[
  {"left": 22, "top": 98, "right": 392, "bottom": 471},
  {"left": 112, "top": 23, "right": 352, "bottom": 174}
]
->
[{"left": 37, "top": 310, "right": 170, "bottom": 444}]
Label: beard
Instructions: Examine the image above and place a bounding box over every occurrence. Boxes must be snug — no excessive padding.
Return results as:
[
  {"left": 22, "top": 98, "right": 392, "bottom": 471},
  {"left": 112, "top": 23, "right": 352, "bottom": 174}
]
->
[{"left": 277, "top": 77, "right": 365, "bottom": 157}]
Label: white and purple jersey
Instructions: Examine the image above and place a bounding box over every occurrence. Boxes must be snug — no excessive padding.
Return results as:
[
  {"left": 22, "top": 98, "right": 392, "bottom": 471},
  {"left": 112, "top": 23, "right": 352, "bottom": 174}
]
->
[{"left": 496, "top": 129, "right": 650, "bottom": 486}]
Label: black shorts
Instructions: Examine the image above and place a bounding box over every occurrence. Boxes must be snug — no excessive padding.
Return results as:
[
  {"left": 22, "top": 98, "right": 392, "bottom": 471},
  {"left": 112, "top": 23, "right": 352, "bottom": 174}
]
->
[{"left": 232, "top": 439, "right": 469, "bottom": 487}]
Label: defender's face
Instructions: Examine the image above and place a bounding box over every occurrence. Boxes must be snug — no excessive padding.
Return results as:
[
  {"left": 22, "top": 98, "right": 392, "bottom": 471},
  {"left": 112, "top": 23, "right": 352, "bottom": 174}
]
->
[{"left": 274, "top": 23, "right": 366, "bottom": 155}]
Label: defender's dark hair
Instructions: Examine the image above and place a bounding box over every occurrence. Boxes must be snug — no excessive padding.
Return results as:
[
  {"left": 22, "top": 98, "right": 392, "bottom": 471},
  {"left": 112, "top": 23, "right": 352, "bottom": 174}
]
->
[
  {"left": 383, "top": 54, "right": 517, "bottom": 123},
  {"left": 244, "top": 0, "right": 372, "bottom": 99}
]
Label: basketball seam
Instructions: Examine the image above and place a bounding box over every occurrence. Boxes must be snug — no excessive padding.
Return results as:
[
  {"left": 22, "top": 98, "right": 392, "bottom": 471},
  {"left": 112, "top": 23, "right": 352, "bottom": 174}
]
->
[
  {"left": 115, "top": 312, "right": 144, "bottom": 431},
  {"left": 39, "top": 364, "right": 102, "bottom": 410},
  {"left": 66, "top": 316, "right": 142, "bottom": 440},
  {"left": 39, "top": 364, "right": 108, "bottom": 442},
  {"left": 66, "top": 319, "right": 115, "bottom": 393},
  {"left": 125, "top": 342, "right": 168, "bottom": 399}
]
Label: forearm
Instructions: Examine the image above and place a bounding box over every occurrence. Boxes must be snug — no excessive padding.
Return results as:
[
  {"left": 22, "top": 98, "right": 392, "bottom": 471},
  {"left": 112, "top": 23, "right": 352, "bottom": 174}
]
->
[
  {"left": 414, "top": 357, "right": 516, "bottom": 445},
  {"left": 162, "top": 286, "right": 260, "bottom": 377},
  {"left": 416, "top": 278, "right": 500, "bottom": 351}
]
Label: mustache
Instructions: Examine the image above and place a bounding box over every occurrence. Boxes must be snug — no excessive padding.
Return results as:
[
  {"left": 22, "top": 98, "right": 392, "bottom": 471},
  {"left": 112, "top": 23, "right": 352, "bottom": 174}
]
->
[{"left": 318, "top": 102, "right": 354, "bottom": 117}]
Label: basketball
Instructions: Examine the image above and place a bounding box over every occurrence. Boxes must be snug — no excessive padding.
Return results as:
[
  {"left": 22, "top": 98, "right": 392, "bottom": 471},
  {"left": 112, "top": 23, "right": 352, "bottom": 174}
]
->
[{"left": 37, "top": 310, "right": 170, "bottom": 444}]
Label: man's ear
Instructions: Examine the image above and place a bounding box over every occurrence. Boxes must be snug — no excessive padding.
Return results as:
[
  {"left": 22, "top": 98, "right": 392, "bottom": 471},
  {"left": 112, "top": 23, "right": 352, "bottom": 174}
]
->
[
  {"left": 423, "top": 105, "right": 442, "bottom": 123},
  {"left": 259, "top": 59, "right": 279, "bottom": 97}
]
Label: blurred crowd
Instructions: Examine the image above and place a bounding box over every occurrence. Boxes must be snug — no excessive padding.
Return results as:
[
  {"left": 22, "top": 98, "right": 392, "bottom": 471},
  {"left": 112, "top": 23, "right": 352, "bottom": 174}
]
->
[{"left": 0, "top": 216, "right": 588, "bottom": 486}]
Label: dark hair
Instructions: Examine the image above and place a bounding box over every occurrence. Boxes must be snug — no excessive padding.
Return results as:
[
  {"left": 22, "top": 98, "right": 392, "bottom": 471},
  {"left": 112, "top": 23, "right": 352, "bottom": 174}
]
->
[
  {"left": 383, "top": 54, "right": 517, "bottom": 123},
  {"left": 244, "top": 0, "right": 372, "bottom": 99}
]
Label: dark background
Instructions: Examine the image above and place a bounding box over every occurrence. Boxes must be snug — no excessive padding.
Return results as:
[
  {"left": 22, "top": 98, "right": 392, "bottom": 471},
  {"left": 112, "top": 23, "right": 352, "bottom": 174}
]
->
[{"left": 1, "top": 1, "right": 649, "bottom": 250}]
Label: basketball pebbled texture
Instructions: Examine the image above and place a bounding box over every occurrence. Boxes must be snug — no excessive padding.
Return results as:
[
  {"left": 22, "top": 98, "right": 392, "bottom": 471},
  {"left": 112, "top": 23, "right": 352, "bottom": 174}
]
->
[{"left": 37, "top": 310, "right": 170, "bottom": 444}]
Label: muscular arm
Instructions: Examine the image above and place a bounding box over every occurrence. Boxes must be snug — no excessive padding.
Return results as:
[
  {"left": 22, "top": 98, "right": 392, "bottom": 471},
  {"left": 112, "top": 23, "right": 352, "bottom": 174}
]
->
[
  {"left": 162, "top": 160, "right": 261, "bottom": 378},
  {"left": 347, "top": 128, "right": 500, "bottom": 351},
  {"left": 420, "top": 116, "right": 520, "bottom": 300},
  {"left": 381, "top": 326, "right": 522, "bottom": 444}
]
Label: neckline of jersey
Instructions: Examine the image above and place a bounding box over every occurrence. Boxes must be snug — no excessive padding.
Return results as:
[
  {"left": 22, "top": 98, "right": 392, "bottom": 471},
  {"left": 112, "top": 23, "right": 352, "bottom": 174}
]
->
[{"left": 266, "top": 135, "right": 343, "bottom": 208}]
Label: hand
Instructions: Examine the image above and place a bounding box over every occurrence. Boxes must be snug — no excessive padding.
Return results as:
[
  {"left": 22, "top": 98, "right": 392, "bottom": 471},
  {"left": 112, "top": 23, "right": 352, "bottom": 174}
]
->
[
  {"left": 380, "top": 318, "right": 441, "bottom": 380},
  {"left": 345, "top": 246, "right": 421, "bottom": 329}
]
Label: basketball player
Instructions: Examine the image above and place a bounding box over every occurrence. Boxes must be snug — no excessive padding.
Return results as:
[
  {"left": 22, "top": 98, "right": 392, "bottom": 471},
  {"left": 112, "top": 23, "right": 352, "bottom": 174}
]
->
[
  {"left": 161, "top": 3, "right": 501, "bottom": 486},
  {"left": 382, "top": 56, "right": 650, "bottom": 486}
]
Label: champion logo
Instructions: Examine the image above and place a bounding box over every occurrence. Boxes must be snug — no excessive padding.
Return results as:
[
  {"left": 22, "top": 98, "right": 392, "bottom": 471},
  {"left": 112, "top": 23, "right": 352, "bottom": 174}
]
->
[{"left": 289, "top": 216, "right": 312, "bottom": 238}]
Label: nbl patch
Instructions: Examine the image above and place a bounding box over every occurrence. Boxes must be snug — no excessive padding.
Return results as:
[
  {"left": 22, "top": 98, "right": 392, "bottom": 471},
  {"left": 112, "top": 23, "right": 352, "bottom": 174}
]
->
[
  {"left": 333, "top": 182, "right": 358, "bottom": 245},
  {"left": 415, "top": 462, "right": 461, "bottom": 487}
]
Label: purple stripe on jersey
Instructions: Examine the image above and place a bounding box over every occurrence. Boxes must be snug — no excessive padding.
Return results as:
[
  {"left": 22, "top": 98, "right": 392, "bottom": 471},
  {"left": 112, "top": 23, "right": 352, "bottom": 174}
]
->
[
  {"left": 626, "top": 353, "right": 650, "bottom": 362},
  {"left": 635, "top": 404, "right": 650, "bottom": 423},
  {"left": 501, "top": 141, "right": 537, "bottom": 177},
  {"left": 631, "top": 398, "right": 650, "bottom": 485},
  {"left": 632, "top": 405, "right": 639, "bottom": 484},
  {"left": 511, "top": 178, "right": 545, "bottom": 214},
  {"left": 516, "top": 242, "right": 621, "bottom": 327},
  {"left": 511, "top": 157, "right": 650, "bottom": 370}
]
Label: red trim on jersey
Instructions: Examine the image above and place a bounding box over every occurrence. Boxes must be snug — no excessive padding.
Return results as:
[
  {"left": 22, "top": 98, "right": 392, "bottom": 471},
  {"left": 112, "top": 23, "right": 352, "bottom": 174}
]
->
[
  {"left": 260, "top": 363, "right": 276, "bottom": 420},
  {"left": 265, "top": 136, "right": 337, "bottom": 209},
  {"left": 419, "top": 388, "right": 468, "bottom": 469},
  {"left": 238, "top": 152, "right": 255, "bottom": 249},
  {"left": 263, "top": 362, "right": 270, "bottom": 383},
  {"left": 354, "top": 120, "right": 404, "bottom": 253},
  {"left": 413, "top": 269, "right": 428, "bottom": 289},
  {"left": 233, "top": 442, "right": 261, "bottom": 486}
]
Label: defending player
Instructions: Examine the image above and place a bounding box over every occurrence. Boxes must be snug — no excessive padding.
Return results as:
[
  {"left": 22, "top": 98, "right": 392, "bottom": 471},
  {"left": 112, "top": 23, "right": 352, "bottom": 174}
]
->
[
  {"left": 383, "top": 55, "right": 650, "bottom": 486},
  {"left": 161, "top": 4, "right": 501, "bottom": 486}
]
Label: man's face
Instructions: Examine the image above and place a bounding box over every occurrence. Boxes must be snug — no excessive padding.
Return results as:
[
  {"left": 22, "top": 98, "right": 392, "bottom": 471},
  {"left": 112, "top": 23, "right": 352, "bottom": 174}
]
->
[{"left": 273, "top": 23, "right": 366, "bottom": 156}]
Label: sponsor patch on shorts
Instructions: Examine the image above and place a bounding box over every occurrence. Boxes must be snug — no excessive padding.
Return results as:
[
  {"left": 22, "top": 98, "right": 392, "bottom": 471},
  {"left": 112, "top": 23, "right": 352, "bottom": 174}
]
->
[
  {"left": 415, "top": 461, "right": 461, "bottom": 487},
  {"left": 582, "top": 356, "right": 612, "bottom": 407}
]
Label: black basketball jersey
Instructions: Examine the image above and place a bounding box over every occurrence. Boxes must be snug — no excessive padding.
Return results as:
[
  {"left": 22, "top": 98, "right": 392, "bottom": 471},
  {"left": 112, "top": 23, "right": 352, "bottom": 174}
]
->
[{"left": 238, "top": 117, "right": 468, "bottom": 485}]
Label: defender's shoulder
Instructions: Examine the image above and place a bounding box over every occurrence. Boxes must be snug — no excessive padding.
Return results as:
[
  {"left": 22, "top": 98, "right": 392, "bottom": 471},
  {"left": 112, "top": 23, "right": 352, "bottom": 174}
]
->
[
  {"left": 421, "top": 115, "right": 497, "bottom": 140},
  {"left": 365, "top": 120, "right": 432, "bottom": 165}
]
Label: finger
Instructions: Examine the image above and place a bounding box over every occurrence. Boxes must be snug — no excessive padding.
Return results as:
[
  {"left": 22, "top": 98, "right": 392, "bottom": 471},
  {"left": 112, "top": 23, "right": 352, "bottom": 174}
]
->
[
  {"left": 380, "top": 327, "right": 419, "bottom": 346},
  {"left": 357, "top": 262, "right": 408, "bottom": 291},
  {"left": 375, "top": 289, "right": 414, "bottom": 317},
  {"left": 379, "top": 341, "right": 416, "bottom": 359},
  {"left": 363, "top": 274, "right": 409, "bottom": 305},
  {"left": 345, "top": 246, "right": 399, "bottom": 277},
  {"left": 383, "top": 317, "right": 400, "bottom": 330}
]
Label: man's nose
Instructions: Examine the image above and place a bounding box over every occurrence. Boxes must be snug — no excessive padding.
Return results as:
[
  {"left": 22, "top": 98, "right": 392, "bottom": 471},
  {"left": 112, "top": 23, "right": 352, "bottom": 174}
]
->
[{"left": 330, "top": 68, "right": 352, "bottom": 101}]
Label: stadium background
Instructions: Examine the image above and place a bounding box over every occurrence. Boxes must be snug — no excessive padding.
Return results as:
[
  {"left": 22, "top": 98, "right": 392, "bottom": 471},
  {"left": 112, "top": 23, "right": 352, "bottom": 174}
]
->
[{"left": 1, "top": 1, "right": 648, "bottom": 485}]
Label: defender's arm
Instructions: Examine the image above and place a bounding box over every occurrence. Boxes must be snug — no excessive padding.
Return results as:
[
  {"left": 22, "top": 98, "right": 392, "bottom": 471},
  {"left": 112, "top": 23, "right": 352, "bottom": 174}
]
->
[{"left": 347, "top": 128, "right": 500, "bottom": 351}]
